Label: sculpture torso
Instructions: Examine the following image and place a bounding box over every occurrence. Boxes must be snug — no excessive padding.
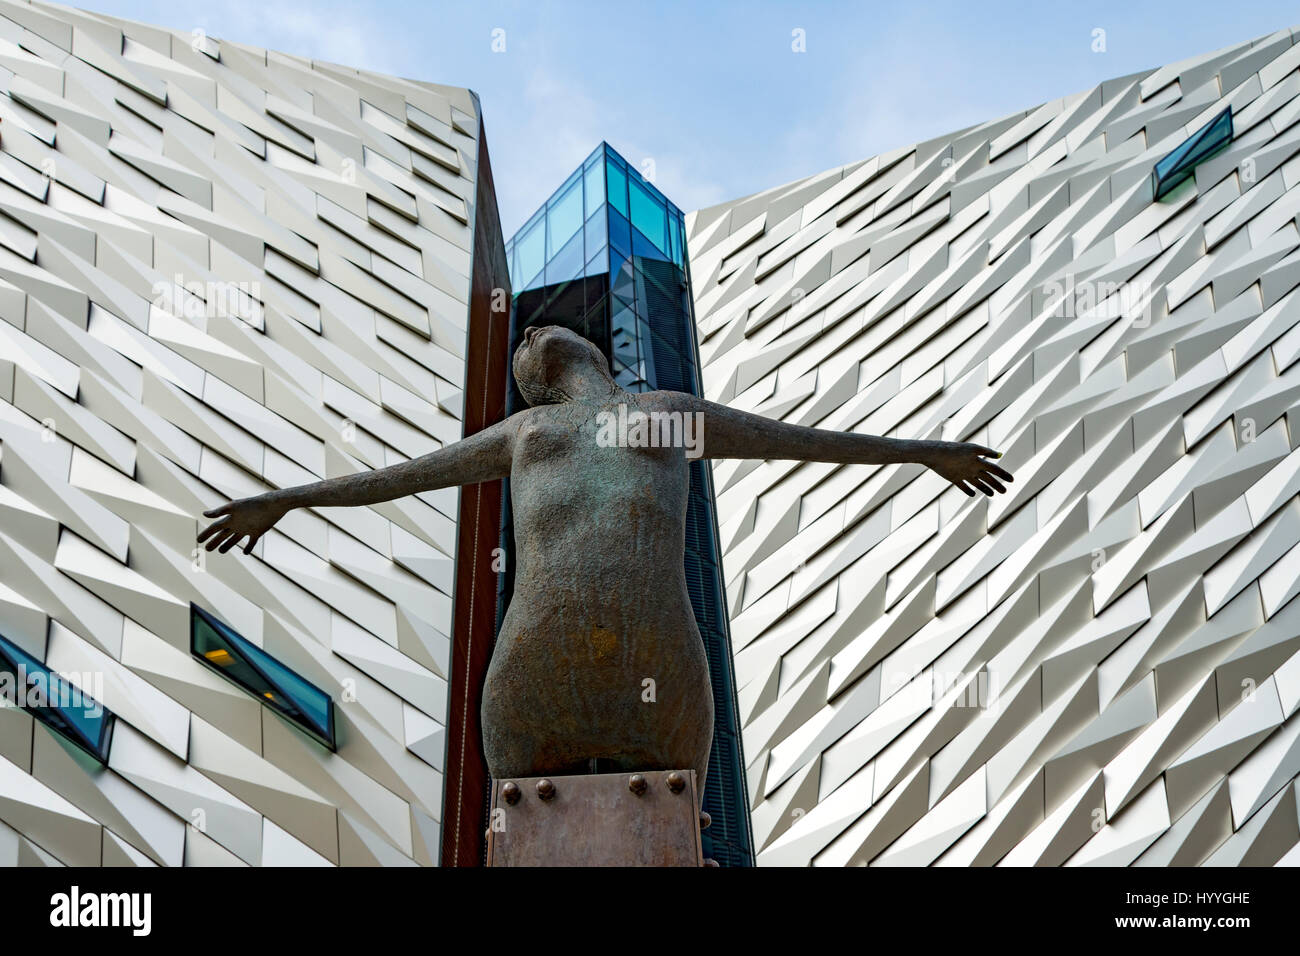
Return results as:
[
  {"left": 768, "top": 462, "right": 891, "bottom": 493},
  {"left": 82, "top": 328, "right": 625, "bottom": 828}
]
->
[{"left": 480, "top": 391, "right": 715, "bottom": 784}]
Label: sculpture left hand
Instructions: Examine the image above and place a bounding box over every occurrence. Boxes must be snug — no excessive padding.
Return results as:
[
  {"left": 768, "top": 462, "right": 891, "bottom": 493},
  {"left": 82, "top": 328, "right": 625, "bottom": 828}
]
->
[
  {"left": 924, "top": 442, "right": 1013, "bottom": 497},
  {"left": 198, "top": 493, "right": 290, "bottom": 554}
]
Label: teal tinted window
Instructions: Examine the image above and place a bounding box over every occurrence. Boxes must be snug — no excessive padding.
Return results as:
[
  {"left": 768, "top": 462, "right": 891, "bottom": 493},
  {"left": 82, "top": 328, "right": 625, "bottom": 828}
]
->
[
  {"left": 606, "top": 157, "right": 628, "bottom": 217},
  {"left": 629, "top": 178, "right": 667, "bottom": 253},
  {"left": 0, "top": 631, "right": 114, "bottom": 763},
  {"left": 1153, "top": 106, "right": 1233, "bottom": 201},
  {"left": 191, "top": 605, "right": 335, "bottom": 749},
  {"left": 632, "top": 223, "right": 669, "bottom": 263},
  {"left": 547, "top": 178, "right": 584, "bottom": 259},
  {"left": 608, "top": 206, "right": 632, "bottom": 258}
]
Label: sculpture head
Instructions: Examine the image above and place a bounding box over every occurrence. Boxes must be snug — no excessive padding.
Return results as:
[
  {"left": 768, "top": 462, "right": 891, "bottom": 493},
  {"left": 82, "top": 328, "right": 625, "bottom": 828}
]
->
[{"left": 512, "top": 325, "right": 617, "bottom": 406}]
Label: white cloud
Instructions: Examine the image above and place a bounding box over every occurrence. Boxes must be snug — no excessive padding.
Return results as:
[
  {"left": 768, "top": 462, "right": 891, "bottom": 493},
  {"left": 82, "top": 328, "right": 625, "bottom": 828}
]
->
[
  {"left": 486, "top": 62, "right": 609, "bottom": 235},
  {"left": 484, "top": 64, "right": 733, "bottom": 233},
  {"left": 181, "top": 0, "right": 384, "bottom": 67}
]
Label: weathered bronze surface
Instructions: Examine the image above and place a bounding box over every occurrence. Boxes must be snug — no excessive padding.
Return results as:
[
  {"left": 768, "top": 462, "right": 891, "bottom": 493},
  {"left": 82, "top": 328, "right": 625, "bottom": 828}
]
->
[
  {"left": 198, "top": 327, "right": 1013, "bottom": 788},
  {"left": 486, "top": 770, "right": 704, "bottom": 867}
]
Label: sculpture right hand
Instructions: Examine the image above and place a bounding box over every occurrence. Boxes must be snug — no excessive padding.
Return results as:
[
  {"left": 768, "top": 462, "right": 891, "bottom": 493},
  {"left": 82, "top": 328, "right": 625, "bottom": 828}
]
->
[
  {"left": 924, "top": 442, "right": 1014, "bottom": 497},
  {"left": 197, "top": 494, "right": 289, "bottom": 554}
]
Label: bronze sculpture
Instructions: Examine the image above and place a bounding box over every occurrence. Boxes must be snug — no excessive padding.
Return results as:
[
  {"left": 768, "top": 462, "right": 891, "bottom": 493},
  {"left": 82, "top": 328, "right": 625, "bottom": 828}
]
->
[{"left": 198, "top": 326, "right": 1013, "bottom": 788}]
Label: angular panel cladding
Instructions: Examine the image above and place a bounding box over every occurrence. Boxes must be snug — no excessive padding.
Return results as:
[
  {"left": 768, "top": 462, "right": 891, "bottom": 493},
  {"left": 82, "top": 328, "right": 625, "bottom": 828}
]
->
[
  {"left": 0, "top": 0, "right": 490, "bottom": 866},
  {"left": 688, "top": 26, "right": 1300, "bottom": 867}
]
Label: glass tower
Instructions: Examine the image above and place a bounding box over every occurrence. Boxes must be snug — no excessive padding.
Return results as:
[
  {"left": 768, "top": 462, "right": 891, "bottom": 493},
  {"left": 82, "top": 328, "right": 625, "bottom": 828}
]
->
[{"left": 501, "top": 143, "right": 754, "bottom": 866}]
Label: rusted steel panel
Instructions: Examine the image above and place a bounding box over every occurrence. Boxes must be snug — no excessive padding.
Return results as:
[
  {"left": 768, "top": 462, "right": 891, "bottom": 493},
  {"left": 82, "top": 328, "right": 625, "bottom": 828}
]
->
[{"left": 487, "top": 770, "right": 704, "bottom": 867}]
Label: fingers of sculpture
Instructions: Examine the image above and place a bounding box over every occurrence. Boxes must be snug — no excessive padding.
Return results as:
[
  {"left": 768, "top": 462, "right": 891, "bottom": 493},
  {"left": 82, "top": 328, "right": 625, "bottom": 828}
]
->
[
  {"left": 197, "top": 496, "right": 282, "bottom": 554},
  {"left": 937, "top": 443, "right": 1014, "bottom": 497}
]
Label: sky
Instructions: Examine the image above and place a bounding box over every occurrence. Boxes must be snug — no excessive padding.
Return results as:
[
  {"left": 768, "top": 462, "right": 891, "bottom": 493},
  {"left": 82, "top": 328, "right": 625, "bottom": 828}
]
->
[{"left": 86, "top": 0, "right": 1293, "bottom": 237}]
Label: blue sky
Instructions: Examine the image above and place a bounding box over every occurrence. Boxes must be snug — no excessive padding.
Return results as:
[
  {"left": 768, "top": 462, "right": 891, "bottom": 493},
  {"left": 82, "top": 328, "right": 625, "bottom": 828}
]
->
[{"left": 93, "top": 1, "right": 1292, "bottom": 236}]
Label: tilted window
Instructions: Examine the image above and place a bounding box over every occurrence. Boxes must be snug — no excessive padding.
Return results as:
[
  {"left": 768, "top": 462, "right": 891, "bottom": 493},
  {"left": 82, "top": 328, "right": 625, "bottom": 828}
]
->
[
  {"left": 1152, "top": 106, "right": 1233, "bottom": 201},
  {"left": 191, "top": 605, "right": 336, "bottom": 750},
  {"left": 0, "top": 632, "right": 115, "bottom": 763}
]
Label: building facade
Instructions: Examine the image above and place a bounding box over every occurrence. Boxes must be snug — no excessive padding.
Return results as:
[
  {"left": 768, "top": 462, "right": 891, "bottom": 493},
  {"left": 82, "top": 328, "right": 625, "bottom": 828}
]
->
[
  {"left": 1, "top": 0, "right": 1299, "bottom": 868},
  {"left": 687, "top": 27, "right": 1300, "bottom": 866},
  {"left": 0, "top": 0, "right": 509, "bottom": 865}
]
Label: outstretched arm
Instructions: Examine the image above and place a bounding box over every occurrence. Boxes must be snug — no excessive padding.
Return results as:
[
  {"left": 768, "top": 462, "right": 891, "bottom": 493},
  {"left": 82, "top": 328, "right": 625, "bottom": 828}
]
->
[
  {"left": 668, "top": 394, "right": 1013, "bottom": 497},
  {"left": 198, "top": 417, "right": 515, "bottom": 554}
]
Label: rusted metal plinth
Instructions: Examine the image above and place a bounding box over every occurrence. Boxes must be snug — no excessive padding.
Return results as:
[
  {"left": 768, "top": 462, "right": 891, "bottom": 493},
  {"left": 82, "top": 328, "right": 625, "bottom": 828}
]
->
[{"left": 486, "top": 769, "right": 705, "bottom": 866}]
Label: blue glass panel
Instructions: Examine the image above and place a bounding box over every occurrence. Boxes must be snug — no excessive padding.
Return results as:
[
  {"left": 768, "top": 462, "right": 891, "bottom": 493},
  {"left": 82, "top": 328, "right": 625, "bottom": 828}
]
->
[
  {"left": 59, "top": 689, "right": 108, "bottom": 750},
  {"left": 1154, "top": 135, "right": 1200, "bottom": 182},
  {"left": 192, "top": 606, "right": 335, "bottom": 748},
  {"left": 585, "top": 249, "right": 608, "bottom": 279},
  {"left": 606, "top": 158, "right": 628, "bottom": 217},
  {"left": 0, "top": 631, "right": 114, "bottom": 762},
  {"left": 546, "top": 228, "right": 585, "bottom": 286},
  {"left": 628, "top": 179, "right": 667, "bottom": 253},
  {"left": 632, "top": 225, "right": 670, "bottom": 263},
  {"left": 607, "top": 206, "right": 632, "bottom": 259},
  {"left": 515, "top": 216, "right": 545, "bottom": 291},
  {"left": 633, "top": 284, "right": 652, "bottom": 322},
  {"left": 584, "top": 207, "right": 607, "bottom": 261},
  {"left": 612, "top": 314, "right": 639, "bottom": 366},
  {"left": 583, "top": 271, "right": 607, "bottom": 315},
  {"left": 610, "top": 252, "right": 635, "bottom": 302},
  {"left": 547, "top": 178, "right": 583, "bottom": 260},
  {"left": 1153, "top": 106, "right": 1233, "bottom": 201},
  {"left": 610, "top": 300, "right": 637, "bottom": 338},
  {"left": 584, "top": 160, "right": 605, "bottom": 220},
  {"left": 258, "top": 654, "right": 333, "bottom": 740},
  {"left": 1181, "top": 111, "right": 1232, "bottom": 167},
  {"left": 1154, "top": 111, "right": 1230, "bottom": 181}
]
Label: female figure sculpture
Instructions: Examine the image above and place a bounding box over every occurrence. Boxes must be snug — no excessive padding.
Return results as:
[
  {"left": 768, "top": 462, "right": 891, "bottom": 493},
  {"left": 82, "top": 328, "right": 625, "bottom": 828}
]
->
[{"left": 198, "top": 326, "right": 1013, "bottom": 787}]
